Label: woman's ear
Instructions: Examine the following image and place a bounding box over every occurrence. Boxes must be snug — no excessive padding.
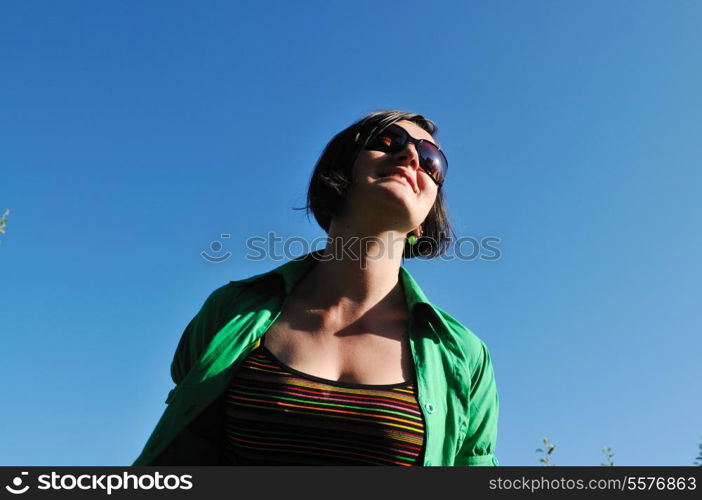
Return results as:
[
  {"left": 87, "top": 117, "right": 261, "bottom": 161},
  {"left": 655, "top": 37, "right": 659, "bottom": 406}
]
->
[{"left": 411, "top": 226, "right": 423, "bottom": 238}]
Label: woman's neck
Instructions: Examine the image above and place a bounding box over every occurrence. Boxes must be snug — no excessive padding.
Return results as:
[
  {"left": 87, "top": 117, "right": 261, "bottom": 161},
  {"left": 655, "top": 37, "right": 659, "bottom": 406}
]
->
[{"left": 294, "top": 220, "right": 409, "bottom": 322}]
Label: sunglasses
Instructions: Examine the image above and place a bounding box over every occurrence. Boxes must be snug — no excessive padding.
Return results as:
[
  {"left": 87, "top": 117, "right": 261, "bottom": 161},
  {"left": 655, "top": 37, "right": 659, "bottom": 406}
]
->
[{"left": 365, "top": 124, "right": 448, "bottom": 186}]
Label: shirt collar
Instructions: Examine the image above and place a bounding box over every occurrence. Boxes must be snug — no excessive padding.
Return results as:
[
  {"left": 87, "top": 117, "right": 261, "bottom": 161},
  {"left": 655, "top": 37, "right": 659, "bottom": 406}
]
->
[{"left": 235, "top": 250, "right": 436, "bottom": 317}]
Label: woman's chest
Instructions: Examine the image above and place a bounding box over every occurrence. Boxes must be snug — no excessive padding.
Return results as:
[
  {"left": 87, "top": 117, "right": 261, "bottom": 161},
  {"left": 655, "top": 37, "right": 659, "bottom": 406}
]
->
[{"left": 261, "top": 312, "right": 416, "bottom": 385}]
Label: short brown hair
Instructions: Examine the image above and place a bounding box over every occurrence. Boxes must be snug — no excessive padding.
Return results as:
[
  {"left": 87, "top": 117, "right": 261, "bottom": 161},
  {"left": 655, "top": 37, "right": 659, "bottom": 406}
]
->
[{"left": 303, "top": 110, "right": 453, "bottom": 259}]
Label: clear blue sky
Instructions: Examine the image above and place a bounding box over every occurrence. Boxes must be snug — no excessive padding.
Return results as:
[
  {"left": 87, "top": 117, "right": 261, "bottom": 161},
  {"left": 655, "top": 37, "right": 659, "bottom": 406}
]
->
[{"left": 1, "top": 0, "right": 700, "bottom": 466}]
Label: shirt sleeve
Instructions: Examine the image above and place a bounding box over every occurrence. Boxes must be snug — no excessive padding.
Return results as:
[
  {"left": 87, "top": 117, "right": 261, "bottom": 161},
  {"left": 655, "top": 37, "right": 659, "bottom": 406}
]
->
[
  {"left": 169, "top": 283, "right": 237, "bottom": 387},
  {"left": 169, "top": 317, "right": 197, "bottom": 387},
  {"left": 454, "top": 340, "right": 500, "bottom": 466}
]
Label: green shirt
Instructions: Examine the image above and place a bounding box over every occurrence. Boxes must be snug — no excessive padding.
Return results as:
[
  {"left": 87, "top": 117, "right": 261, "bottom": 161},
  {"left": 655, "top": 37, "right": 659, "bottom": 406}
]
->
[{"left": 133, "top": 251, "right": 499, "bottom": 466}]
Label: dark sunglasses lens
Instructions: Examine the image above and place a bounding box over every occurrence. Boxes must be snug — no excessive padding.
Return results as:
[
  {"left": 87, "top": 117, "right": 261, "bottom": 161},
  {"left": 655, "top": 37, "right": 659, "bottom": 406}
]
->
[
  {"left": 418, "top": 143, "right": 447, "bottom": 181},
  {"left": 367, "top": 126, "right": 406, "bottom": 152}
]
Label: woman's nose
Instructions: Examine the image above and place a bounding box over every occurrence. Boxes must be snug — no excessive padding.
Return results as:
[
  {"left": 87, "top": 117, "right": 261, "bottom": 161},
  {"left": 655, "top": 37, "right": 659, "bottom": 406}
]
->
[{"left": 393, "top": 143, "right": 421, "bottom": 170}]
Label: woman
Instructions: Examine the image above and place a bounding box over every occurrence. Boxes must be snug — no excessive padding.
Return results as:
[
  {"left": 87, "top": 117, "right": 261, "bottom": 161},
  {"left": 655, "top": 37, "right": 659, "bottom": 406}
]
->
[{"left": 133, "top": 110, "right": 499, "bottom": 466}]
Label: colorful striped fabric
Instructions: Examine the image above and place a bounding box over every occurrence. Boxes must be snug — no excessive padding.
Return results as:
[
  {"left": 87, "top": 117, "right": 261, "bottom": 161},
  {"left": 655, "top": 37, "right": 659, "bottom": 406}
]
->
[{"left": 220, "top": 342, "right": 425, "bottom": 466}]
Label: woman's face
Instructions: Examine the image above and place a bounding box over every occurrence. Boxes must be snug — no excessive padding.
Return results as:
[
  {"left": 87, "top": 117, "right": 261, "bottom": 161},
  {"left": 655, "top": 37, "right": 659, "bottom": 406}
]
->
[{"left": 347, "top": 120, "right": 440, "bottom": 233}]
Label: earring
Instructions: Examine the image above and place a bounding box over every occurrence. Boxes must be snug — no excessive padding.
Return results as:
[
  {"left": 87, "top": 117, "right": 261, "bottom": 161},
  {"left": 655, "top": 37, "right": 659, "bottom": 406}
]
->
[{"left": 407, "top": 227, "right": 422, "bottom": 245}]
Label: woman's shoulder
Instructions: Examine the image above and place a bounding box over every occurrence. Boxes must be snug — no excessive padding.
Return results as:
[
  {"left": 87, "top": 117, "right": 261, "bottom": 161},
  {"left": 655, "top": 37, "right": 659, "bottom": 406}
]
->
[
  {"left": 169, "top": 273, "right": 281, "bottom": 384},
  {"left": 426, "top": 303, "right": 494, "bottom": 368},
  {"left": 200, "top": 268, "right": 281, "bottom": 308}
]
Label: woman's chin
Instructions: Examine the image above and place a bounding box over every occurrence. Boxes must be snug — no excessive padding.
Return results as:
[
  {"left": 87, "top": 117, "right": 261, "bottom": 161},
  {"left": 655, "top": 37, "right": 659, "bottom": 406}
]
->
[
  {"left": 380, "top": 183, "right": 418, "bottom": 209},
  {"left": 376, "top": 175, "right": 415, "bottom": 192},
  {"left": 347, "top": 181, "right": 416, "bottom": 218}
]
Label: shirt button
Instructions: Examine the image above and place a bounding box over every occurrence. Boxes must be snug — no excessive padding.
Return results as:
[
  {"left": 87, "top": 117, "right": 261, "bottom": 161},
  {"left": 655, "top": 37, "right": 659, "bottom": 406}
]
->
[{"left": 424, "top": 402, "right": 435, "bottom": 413}]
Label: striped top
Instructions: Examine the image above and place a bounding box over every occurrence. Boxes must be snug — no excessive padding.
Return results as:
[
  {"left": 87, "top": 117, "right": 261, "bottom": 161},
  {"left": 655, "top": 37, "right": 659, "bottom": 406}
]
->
[{"left": 219, "top": 342, "right": 425, "bottom": 466}]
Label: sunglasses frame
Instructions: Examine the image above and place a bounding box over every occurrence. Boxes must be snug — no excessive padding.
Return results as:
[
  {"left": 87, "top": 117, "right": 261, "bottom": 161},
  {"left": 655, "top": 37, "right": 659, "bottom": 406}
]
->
[{"left": 365, "top": 123, "right": 448, "bottom": 187}]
